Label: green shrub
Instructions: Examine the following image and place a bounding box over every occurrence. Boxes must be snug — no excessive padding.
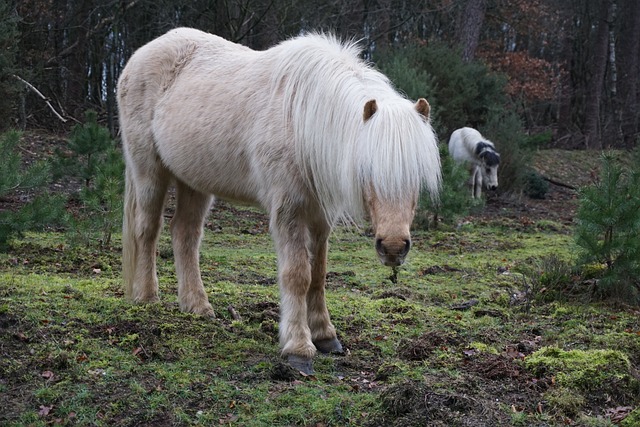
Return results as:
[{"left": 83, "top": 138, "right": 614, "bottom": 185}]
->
[
  {"left": 376, "top": 53, "right": 440, "bottom": 128},
  {"left": 0, "top": 130, "right": 66, "bottom": 250},
  {"left": 53, "top": 110, "right": 115, "bottom": 186},
  {"left": 480, "top": 110, "right": 531, "bottom": 196},
  {"left": 374, "top": 41, "right": 507, "bottom": 138},
  {"left": 55, "top": 111, "right": 124, "bottom": 247},
  {"left": 524, "top": 170, "right": 549, "bottom": 199},
  {"left": 574, "top": 152, "right": 640, "bottom": 305}
]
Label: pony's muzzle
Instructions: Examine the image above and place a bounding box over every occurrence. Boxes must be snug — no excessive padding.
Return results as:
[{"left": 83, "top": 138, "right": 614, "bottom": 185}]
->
[{"left": 375, "top": 238, "right": 411, "bottom": 267}]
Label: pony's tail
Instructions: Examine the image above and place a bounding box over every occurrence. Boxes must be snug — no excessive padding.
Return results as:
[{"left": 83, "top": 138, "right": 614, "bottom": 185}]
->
[{"left": 122, "top": 167, "right": 137, "bottom": 301}]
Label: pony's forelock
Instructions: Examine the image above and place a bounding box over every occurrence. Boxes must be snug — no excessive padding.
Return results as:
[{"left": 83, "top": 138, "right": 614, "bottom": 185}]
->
[
  {"left": 270, "top": 33, "right": 440, "bottom": 224},
  {"left": 359, "top": 101, "right": 441, "bottom": 205}
]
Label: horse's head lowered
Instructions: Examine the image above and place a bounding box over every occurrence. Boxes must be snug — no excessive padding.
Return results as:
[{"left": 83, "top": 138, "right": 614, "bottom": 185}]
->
[
  {"left": 367, "top": 190, "right": 416, "bottom": 266},
  {"left": 362, "top": 98, "right": 432, "bottom": 267},
  {"left": 476, "top": 142, "right": 500, "bottom": 191}
]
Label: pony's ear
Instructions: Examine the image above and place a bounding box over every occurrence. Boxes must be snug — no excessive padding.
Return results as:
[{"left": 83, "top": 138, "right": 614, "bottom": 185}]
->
[
  {"left": 415, "top": 98, "right": 430, "bottom": 119},
  {"left": 363, "top": 99, "right": 377, "bottom": 121}
]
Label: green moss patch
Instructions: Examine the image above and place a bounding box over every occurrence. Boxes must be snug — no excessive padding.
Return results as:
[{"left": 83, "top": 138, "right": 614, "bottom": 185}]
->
[
  {"left": 2, "top": 199, "right": 639, "bottom": 426},
  {"left": 525, "top": 346, "right": 640, "bottom": 412}
]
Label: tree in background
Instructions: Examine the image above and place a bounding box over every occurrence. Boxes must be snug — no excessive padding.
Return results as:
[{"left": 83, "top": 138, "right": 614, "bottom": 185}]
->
[
  {"left": 6, "top": 0, "right": 639, "bottom": 147},
  {"left": 583, "top": 0, "right": 614, "bottom": 150},
  {"left": 617, "top": 0, "right": 640, "bottom": 148},
  {"left": 0, "top": 1, "right": 19, "bottom": 131},
  {"left": 457, "top": 0, "right": 487, "bottom": 63}
]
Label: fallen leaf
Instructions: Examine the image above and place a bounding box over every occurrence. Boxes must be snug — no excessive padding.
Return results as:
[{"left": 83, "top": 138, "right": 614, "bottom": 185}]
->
[{"left": 41, "top": 370, "right": 54, "bottom": 380}]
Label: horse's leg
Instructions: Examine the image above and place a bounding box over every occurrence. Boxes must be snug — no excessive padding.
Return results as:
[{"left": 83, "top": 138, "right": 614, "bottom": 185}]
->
[
  {"left": 472, "top": 166, "right": 483, "bottom": 199},
  {"left": 270, "top": 207, "right": 316, "bottom": 374},
  {"left": 307, "top": 220, "right": 343, "bottom": 355},
  {"left": 127, "top": 165, "right": 170, "bottom": 303},
  {"left": 171, "top": 180, "right": 214, "bottom": 317}
]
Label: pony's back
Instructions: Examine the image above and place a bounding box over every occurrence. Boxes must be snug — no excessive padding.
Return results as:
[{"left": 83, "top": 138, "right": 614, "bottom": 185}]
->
[
  {"left": 117, "top": 28, "right": 244, "bottom": 127},
  {"left": 449, "top": 127, "right": 494, "bottom": 165}
]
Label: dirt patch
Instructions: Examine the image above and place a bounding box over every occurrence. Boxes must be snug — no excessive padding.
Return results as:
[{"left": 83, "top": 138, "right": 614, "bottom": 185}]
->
[
  {"left": 397, "top": 331, "right": 462, "bottom": 361},
  {"left": 372, "top": 379, "right": 505, "bottom": 426}
]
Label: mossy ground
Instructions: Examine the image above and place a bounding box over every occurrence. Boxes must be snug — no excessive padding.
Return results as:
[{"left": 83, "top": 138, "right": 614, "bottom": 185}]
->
[{"left": 1, "top": 202, "right": 639, "bottom": 426}]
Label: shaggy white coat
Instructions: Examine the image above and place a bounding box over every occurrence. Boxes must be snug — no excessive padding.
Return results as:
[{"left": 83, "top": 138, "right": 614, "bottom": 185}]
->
[
  {"left": 117, "top": 28, "right": 441, "bottom": 370},
  {"left": 448, "top": 127, "right": 500, "bottom": 198}
]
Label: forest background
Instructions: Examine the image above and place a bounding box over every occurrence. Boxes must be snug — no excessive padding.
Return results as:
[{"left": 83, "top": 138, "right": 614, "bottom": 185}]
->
[{"left": 1, "top": 0, "right": 639, "bottom": 151}]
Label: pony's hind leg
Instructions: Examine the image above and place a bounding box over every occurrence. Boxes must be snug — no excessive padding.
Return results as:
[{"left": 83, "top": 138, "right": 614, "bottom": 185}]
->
[
  {"left": 307, "top": 221, "right": 343, "bottom": 355},
  {"left": 171, "top": 181, "right": 214, "bottom": 317},
  {"left": 126, "top": 167, "right": 170, "bottom": 303}
]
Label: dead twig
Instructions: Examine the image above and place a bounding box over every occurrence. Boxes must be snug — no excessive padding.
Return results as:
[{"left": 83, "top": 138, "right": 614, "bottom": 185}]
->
[
  {"left": 13, "top": 75, "right": 67, "bottom": 123},
  {"left": 540, "top": 174, "right": 577, "bottom": 190},
  {"left": 228, "top": 304, "right": 242, "bottom": 321}
]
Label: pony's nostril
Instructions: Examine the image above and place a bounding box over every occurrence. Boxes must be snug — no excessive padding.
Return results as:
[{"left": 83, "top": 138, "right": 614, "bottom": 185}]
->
[{"left": 402, "top": 239, "right": 411, "bottom": 255}]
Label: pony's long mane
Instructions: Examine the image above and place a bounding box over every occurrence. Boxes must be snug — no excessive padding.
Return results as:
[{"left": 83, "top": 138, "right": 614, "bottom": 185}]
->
[{"left": 269, "top": 33, "right": 440, "bottom": 223}]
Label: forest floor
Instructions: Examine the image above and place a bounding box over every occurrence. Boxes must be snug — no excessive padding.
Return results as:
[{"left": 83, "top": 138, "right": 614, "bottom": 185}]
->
[{"left": 1, "top": 133, "right": 639, "bottom": 426}]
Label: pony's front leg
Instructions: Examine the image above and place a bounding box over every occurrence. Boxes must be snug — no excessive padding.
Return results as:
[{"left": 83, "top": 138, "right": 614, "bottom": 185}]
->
[
  {"left": 472, "top": 166, "right": 483, "bottom": 199},
  {"left": 307, "top": 222, "right": 343, "bottom": 355},
  {"left": 171, "top": 182, "right": 215, "bottom": 317},
  {"left": 271, "top": 213, "right": 316, "bottom": 374}
]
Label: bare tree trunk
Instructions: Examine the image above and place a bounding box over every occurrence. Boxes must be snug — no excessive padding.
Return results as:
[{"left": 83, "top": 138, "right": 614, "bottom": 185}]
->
[
  {"left": 619, "top": 0, "right": 640, "bottom": 147},
  {"left": 457, "top": 0, "right": 487, "bottom": 63},
  {"left": 584, "top": 0, "right": 613, "bottom": 150},
  {"left": 556, "top": 3, "right": 576, "bottom": 147}
]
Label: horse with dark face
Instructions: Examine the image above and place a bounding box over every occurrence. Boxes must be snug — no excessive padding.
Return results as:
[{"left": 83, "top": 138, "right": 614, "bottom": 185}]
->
[
  {"left": 117, "top": 28, "right": 441, "bottom": 373},
  {"left": 448, "top": 127, "right": 500, "bottom": 199}
]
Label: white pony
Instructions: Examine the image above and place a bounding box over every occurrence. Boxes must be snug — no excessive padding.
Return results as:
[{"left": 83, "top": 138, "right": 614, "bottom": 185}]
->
[
  {"left": 117, "top": 28, "right": 441, "bottom": 374},
  {"left": 448, "top": 127, "right": 500, "bottom": 198}
]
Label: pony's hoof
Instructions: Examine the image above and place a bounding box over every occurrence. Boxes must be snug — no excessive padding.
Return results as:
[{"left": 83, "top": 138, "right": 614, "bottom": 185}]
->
[
  {"left": 197, "top": 307, "right": 216, "bottom": 319},
  {"left": 314, "top": 338, "right": 344, "bottom": 355},
  {"left": 287, "top": 355, "right": 314, "bottom": 375},
  {"left": 132, "top": 294, "right": 160, "bottom": 304},
  {"left": 182, "top": 303, "right": 215, "bottom": 318}
]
